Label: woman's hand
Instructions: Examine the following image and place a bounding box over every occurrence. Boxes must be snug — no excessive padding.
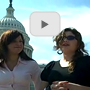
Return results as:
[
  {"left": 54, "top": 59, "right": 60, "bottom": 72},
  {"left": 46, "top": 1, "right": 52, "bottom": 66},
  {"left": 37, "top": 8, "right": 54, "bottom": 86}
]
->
[
  {"left": 51, "top": 81, "right": 69, "bottom": 90},
  {"left": 68, "top": 82, "right": 90, "bottom": 90},
  {"left": 51, "top": 81, "right": 90, "bottom": 90}
]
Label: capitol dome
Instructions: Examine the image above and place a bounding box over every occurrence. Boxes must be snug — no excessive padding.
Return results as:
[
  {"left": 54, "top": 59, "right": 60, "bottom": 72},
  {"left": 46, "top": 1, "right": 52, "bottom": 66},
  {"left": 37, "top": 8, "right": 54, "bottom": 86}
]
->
[
  {"left": 0, "top": 5, "right": 25, "bottom": 32},
  {"left": 0, "top": 2, "right": 33, "bottom": 58}
]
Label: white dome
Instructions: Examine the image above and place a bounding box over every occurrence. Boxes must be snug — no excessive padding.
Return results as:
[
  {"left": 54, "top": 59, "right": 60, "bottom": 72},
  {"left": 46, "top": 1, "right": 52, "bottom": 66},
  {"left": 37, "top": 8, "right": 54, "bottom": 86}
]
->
[
  {"left": 0, "top": 7, "right": 25, "bottom": 32},
  {"left": 0, "top": 17, "right": 25, "bottom": 32}
]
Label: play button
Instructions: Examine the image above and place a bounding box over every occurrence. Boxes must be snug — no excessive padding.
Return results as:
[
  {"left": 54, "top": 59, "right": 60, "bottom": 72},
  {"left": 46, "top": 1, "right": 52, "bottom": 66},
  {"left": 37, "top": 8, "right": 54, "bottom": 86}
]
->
[
  {"left": 41, "top": 20, "right": 48, "bottom": 28},
  {"left": 30, "top": 11, "right": 60, "bottom": 36}
]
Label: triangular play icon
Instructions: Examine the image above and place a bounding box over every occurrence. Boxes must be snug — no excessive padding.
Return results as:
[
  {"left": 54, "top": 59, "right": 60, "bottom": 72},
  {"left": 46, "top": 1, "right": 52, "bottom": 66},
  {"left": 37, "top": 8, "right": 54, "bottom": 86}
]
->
[{"left": 41, "top": 20, "right": 48, "bottom": 28}]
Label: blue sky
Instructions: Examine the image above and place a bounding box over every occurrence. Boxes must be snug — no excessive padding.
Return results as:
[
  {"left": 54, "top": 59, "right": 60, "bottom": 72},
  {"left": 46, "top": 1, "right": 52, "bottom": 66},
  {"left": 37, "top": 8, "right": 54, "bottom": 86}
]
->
[{"left": 0, "top": 0, "right": 90, "bottom": 64}]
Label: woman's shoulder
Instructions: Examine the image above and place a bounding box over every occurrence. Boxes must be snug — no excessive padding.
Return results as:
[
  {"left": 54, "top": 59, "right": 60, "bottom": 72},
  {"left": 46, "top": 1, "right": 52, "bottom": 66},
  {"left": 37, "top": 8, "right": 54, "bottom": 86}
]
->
[
  {"left": 83, "top": 55, "right": 90, "bottom": 65},
  {"left": 41, "top": 60, "right": 58, "bottom": 81},
  {"left": 44, "top": 60, "right": 58, "bottom": 70},
  {"left": 76, "top": 55, "right": 90, "bottom": 68},
  {"left": 41, "top": 60, "right": 59, "bottom": 73},
  {"left": 26, "top": 60, "right": 38, "bottom": 65},
  {"left": 77, "top": 55, "right": 90, "bottom": 62}
]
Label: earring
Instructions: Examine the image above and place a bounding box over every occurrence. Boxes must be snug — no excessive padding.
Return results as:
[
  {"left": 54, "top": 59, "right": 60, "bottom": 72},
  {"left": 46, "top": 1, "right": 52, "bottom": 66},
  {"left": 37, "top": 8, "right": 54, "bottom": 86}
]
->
[{"left": 57, "top": 49, "right": 62, "bottom": 55}]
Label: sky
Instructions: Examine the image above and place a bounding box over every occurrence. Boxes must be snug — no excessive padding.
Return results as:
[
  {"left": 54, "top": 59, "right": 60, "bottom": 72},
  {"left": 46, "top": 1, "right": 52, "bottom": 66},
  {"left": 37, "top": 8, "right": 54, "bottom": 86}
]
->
[{"left": 0, "top": 0, "right": 90, "bottom": 64}]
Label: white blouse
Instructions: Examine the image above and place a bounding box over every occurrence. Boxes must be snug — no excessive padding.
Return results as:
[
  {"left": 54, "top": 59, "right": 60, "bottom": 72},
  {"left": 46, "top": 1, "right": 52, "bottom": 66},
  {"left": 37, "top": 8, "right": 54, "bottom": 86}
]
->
[{"left": 0, "top": 57, "right": 42, "bottom": 90}]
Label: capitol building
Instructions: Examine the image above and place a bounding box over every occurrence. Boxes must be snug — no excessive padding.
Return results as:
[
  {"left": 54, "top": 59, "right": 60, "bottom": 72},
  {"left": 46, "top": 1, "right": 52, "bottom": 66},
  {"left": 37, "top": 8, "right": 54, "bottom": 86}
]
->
[{"left": 0, "top": 1, "right": 45, "bottom": 90}]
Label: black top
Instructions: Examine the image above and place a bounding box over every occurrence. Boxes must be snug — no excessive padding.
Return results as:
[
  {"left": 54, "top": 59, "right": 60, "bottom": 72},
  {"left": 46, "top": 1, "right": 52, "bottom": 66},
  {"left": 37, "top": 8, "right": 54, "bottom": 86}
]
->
[{"left": 41, "top": 55, "right": 90, "bottom": 87}]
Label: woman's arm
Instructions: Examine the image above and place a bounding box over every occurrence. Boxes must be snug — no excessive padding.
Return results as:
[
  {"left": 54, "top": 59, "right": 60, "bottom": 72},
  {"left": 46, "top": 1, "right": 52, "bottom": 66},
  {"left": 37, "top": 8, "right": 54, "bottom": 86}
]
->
[{"left": 51, "top": 81, "right": 90, "bottom": 90}]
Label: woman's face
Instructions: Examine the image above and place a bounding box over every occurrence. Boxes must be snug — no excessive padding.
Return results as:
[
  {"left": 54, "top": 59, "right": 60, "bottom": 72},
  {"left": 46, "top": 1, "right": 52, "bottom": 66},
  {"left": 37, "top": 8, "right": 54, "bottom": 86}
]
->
[
  {"left": 60, "top": 31, "right": 79, "bottom": 54},
  {"left": 7, "top": 35, "right": 24, "bottom": 55}
]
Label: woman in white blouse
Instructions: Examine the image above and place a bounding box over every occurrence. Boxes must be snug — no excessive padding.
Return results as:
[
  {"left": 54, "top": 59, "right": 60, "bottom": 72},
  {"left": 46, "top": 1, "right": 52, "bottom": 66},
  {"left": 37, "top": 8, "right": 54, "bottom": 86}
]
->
[{"left": 0, "top": 30, "right": 44, "bottom": 90}]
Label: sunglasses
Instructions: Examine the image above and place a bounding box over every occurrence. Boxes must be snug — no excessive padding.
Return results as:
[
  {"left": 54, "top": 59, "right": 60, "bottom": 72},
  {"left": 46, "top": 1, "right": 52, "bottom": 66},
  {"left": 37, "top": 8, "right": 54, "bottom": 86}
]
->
[{"left": 60, "top": 35, "right": 76, "bottom": 40}]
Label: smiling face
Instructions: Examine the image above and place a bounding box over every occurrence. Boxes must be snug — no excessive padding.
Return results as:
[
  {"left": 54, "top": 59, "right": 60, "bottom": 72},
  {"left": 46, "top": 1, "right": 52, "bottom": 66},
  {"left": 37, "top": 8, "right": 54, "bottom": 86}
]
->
[
  {"left": 60, "top": 31, "right": 79, "bottom": 54},
  {"left": 7, "top": 35, "right": 24, "bottom": 55},
  {"left": 0, "top": 30, "right": 25, "bottom": 58}
]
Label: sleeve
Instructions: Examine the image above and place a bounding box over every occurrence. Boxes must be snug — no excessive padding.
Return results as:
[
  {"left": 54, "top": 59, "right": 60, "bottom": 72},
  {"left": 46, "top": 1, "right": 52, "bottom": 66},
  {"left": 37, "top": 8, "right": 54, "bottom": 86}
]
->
[
  {"left": 31, "top": 61, "right": 42, "bottom": 90},
  {"left": 41, "top": 61, "right": 55, "bottom": 82}
]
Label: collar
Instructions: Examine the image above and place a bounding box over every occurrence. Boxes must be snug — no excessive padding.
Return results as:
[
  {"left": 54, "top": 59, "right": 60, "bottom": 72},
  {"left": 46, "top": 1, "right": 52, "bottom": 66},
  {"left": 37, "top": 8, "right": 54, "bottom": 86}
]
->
[
  {"left": 17, "top": 57, "right": 27, "bottom": 65},
  {"left": 3, "top": 57, "right": 27, "bottom": 66}
]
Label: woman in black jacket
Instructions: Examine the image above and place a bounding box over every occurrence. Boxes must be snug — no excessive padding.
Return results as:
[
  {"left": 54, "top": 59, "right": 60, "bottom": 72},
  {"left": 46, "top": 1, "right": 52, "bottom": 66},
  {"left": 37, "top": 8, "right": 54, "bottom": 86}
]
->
[{"left": 41, "top": 27, "right": 90, "bottom": 90}]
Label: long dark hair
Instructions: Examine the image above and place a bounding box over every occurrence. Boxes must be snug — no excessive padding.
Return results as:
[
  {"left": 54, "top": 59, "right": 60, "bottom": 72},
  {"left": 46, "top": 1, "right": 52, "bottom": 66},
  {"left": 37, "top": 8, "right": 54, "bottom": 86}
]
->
[
  {"left": 0, "top": 30, "right": 33, "bottom": 67},
  {"left": 53, "top": 27, "right": 89, "bottom": 72}
]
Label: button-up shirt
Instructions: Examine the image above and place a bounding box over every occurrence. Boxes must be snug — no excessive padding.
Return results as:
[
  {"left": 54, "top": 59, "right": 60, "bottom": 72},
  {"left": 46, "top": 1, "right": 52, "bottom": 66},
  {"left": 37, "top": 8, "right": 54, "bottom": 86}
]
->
[{"left": 0, "top": 57, "right": 42, "bottom": 90}]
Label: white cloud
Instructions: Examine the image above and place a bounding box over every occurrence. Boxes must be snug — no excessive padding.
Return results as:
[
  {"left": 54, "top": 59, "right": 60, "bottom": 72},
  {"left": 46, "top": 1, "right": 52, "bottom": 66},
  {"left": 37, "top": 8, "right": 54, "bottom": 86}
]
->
[
  {"left": 61, "top": 16, "right": 90, "bottom": 36},
  {"left": 37, "top": 55, "right": 62, "bottom": 64},
  {"left": 22, "top": 7, "right": 90, "bottom": 37},
  {"left": 21, "top": 6, "right": 90, "bottom": 64},
  {"left": 58, "top": 7, "right": 90, "bottom": 36},
  {"left": 30, "top": 44, "right": 38, "bottom": 51},
  {"left": 37, "top": 59, "right": 50, "bottom": 64},
  {"left": 51, "top": 55, "right": 61, "bottom": 61},
  {"left": 17, "top": 7, "right": 39, "bottom": 11}
]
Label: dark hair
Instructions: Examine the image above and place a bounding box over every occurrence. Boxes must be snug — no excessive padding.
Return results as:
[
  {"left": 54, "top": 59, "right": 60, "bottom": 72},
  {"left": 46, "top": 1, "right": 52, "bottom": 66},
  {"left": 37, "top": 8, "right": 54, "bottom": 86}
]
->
[
  {"left": 0, "top": 30, "right": 33, "bottom": 67},
  {"left": 53, "top": 27, "right": 89, "bottom": 72}
]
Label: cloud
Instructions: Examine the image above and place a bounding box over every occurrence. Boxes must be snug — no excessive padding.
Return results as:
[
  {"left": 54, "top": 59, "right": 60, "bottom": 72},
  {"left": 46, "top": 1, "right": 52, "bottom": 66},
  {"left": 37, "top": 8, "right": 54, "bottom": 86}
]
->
[
  {"left": 57, "top": 6, "right": 90, "bottom": 36},
  {"left": 51, "top": 55, "right": 62, "bottom": 61},
  {"left": 36, "top": 54, "right": 61, "bottom": 64},
  {"left": 61, "top": 15, "right": 90, "bottom": 36},
  {"left": 37, "top": 59, "right": 50, "bottom": 64},
  {"left": 21, "top": 6, "right": 90, "bottom": 64},
  {"left": 17, "top": 7, "right": 39, "bottom": 12},
  {"left": 21, "top": 6, "right": 90, "bottom": 36}
]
